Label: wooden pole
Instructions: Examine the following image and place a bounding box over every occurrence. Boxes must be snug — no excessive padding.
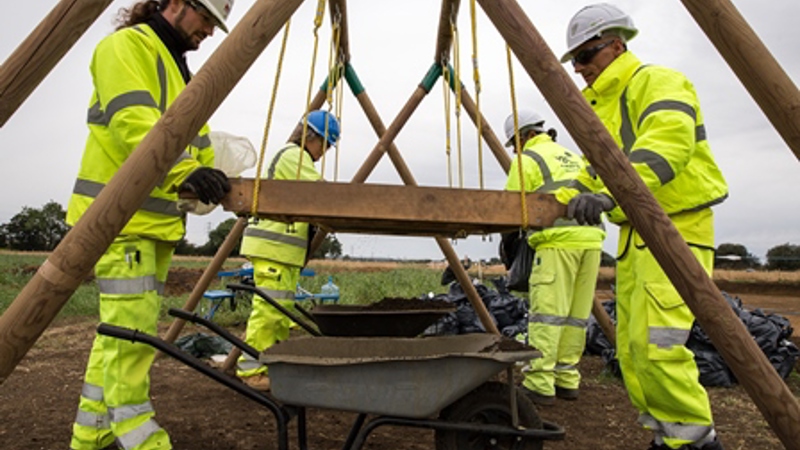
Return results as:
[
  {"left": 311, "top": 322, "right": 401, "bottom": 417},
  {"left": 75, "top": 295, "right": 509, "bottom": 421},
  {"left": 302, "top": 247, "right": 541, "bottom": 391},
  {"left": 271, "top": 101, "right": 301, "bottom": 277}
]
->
[
  {"left": 434, "top": 0, "right": 461, "bottom": 63},
  {"left": 160, "top": 217, "right": 248, "bottom": 348},
  {"left": 0, "top": 0, "right": 306, "bottom": 384},
  {"left": 457, "top": 83, "right": 511, "bottom": 173},
  {"left": 0, "top": 0, "right": 114, "bottom": 127},
  {"left": 680, "top": 0, "right": 800, "bottom": 161},
  {"left": 592, "top": 296, "right": 616, "bottom": 347},
  {"left": 478, "top": 0, "right": 800, "bottom": 447},
  {"left": 328, "top": 0, "right": 350, "bottom": 63}
]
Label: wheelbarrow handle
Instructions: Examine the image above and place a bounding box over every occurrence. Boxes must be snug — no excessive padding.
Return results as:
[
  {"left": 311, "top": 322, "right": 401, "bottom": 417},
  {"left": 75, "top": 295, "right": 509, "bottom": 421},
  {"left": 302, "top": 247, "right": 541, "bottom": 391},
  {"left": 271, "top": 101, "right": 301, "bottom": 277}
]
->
[
  {"left": 95, "top": 323, "right": 285, "bottom": 414},
  {"left": 167, "top": 307, "right": 260, "bottom": 359},
  {"left": 227, "top": 283, "right": 322, "bottom": 337}
]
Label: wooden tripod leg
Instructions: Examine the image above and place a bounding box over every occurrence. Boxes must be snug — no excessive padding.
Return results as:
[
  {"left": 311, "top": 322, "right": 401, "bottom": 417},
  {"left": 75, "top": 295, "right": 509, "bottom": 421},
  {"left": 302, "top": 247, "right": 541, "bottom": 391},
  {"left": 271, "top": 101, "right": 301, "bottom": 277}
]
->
[
  {"left": 591, "top": 296, "right": 616, "bottom": 347},
  {"left": 0, "top": 0, "right": 114, "bottom": 126},
  {"left": 158, "top": 217, "right": 248, "bottom": 358}
]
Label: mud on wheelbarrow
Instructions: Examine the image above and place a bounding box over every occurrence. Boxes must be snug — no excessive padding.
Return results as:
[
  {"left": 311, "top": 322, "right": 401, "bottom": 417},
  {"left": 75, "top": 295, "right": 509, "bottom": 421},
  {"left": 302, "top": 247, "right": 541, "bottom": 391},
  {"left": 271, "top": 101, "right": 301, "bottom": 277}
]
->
[{"left": 96, "top": 289, "right": 565, "bottom": 450}]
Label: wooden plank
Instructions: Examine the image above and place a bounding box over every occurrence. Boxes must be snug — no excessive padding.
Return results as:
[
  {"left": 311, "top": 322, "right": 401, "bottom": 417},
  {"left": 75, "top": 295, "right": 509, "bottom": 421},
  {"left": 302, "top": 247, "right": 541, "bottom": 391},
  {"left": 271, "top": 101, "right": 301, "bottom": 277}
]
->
[{"left": 220, "top": 179, "right": 565, "bottom": 237}]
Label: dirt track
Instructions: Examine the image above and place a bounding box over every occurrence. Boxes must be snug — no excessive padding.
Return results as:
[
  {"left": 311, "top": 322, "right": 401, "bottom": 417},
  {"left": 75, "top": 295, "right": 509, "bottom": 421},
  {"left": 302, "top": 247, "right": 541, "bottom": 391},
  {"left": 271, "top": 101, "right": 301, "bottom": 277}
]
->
[{"left": 1, "top": 269, "right": 798, "bottom": 449}]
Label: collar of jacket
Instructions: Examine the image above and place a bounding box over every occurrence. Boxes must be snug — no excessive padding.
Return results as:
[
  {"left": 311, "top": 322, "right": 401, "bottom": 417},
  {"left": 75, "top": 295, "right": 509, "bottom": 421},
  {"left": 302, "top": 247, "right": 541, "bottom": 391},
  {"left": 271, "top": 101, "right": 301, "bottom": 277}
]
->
[
  {"left": 146, "top": 13, "right": 192, "bottom": 84},
  {"left": 583, "top": 51, "right": 642, "bottom": 100},
  {"left": 523, "top": 133, "right": 554, "bottom": 151}
]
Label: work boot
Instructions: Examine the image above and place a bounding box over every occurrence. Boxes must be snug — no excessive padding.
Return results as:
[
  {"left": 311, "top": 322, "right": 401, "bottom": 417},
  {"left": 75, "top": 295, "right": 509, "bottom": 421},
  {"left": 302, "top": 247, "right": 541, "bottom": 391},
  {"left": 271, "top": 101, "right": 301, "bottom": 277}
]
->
[
  {"left": 555, "top": 386, "right": 579, "bottom": 401},
  {"left": 695, "top": 437, "right": 724, "bottom": 450},
  {"left": 520, "top": 386, "right": 555, "bottom": 407},
  {"left": 646, "top": 437, "right": 724, "bottom": 450},
  {"left": 242, "top": 374, "right": 271, "bottom": 391}
]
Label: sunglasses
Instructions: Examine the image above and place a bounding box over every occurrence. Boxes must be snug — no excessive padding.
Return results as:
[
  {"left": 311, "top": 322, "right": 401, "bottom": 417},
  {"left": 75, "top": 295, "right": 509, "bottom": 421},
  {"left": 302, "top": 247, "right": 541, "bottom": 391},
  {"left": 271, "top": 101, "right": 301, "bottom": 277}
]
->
[
  {"left": 571, "top": 40, "right": 615, "bottom": 66},
  {"left": 186, "top": 0, "right": 219, "bottom": 28}
]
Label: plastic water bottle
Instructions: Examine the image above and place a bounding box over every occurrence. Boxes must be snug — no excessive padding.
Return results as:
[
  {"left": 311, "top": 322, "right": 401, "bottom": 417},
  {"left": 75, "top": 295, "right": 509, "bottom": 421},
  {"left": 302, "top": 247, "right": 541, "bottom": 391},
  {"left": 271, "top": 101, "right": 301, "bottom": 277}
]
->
[{"left": 319, "top": 275, "right": 340, "bottom": 303}]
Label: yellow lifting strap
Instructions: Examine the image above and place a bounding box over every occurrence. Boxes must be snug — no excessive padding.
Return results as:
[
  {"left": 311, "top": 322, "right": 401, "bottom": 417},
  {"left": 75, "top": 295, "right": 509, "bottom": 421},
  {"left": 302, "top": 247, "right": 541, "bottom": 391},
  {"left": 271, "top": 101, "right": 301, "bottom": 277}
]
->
[
  {"left": 321, "top": 11, "right": 343, "bottom": 181},
  {"left": 442, "top": 62, "right": 453, "bottom": 188},
  {"left": 506, "top": 44, "right": 529, "bottom": 229},
  {"left": 469, "top": 0, "right": 485, "bottom": 190},
  {"left": 250, "top": 19, "right": 292, "bottom": 218},
  {"left": 451, "top": 15, "right": 464, "bottom": 189},
  {"left": 296, "top": 0, "right": 329, "bottom": 180}
]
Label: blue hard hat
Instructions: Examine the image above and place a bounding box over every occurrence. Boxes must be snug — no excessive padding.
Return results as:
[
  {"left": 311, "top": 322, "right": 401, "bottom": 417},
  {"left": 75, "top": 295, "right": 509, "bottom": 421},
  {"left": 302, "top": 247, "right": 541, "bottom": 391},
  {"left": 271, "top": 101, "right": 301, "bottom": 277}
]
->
[{"left": 304, "top": 110, "right": 341, "bottom": 147}]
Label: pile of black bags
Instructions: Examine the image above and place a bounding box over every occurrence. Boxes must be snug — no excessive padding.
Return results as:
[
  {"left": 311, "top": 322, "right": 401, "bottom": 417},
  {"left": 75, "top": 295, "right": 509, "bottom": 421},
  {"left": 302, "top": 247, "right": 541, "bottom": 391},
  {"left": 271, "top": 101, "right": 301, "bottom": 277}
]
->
[
  {"left": 422, "top": 277, "right": 528, "bottom": 338},
  {"left": 585, "top": 291, "right": 799, "bottom": 386}
]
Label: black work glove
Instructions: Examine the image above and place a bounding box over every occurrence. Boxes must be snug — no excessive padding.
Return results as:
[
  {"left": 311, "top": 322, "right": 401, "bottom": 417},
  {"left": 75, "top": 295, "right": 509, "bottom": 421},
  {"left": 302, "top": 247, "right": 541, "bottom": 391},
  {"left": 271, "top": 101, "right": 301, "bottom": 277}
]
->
[
  {"left": 566, "top": 193, "right": 615, "bottom": 226},
  {"left": 179, "top": 167, "right": 231, "bottom": 204}
]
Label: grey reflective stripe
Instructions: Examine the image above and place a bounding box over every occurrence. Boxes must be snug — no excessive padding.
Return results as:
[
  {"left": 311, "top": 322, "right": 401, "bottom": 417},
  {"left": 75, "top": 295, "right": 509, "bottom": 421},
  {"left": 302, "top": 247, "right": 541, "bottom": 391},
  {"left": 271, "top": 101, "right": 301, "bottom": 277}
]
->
[
  {"left": 75, "top": 410, "right": 110, "bottom": 429},
  {"left": 156, "top": 55, "right": 166, "bottom": 112},
  {"left": 649, "top": 326, "right": 690, "bottom": 348},
  {"left": 619, "top": 88, "right": 636, "bottom": 155},
  {"left": 658, "top": 420, "right": 714, "bottom": 443},
  {"left": 73, "top": 179, "right": 182, "bottom": 217},
  {"left": 191, "top": 134, "right": 211, "bottom": 148},
  {"left": 521, "top": 150, "right": 572, "bottom": 193},
  {"left": 87, "top": 91, "right": 158, "bottom": 126},
  {"left": 256, "top": 288, "right": 295, "bottom": 300},
  {"left": 81, "top": 383, "right": 104, "bottom": 402},
  {"left": 529, "top": 314, "right": 588, "bottom": 328},
  {"left": 156, "top": 281, "right": 165, "bottom": 296},
  {"left": 109, "top": 401, "right": 154, "bottom": 423},
  {"left": 629, "top": 149, "right": 676, "bottom": 185},
  {"left": 554, "top": 363, "right": 576, "bottom": 371},
  {"left": 267, "top": 146, "right": 294, "bottom": 180},
  {"left": 696, "top": 124, "right": 707, "bottom": 142},
  {"left": 637, "top": 100, "right": 696, "bottom": 129},
  {"left": 174, "top": 152, "right": 193, "bottom": 165},
  {"left": 566, "top": 179, "right": 592, "bottom": 193},
  {"left": 244, "top": 227, "right": 307, "bottom": 249},
  {"left": 117, "top": 418, "right": 163, "bottom": 450},
  {"left": 238, "top": 354, "right": 264, "bottom": 371},
  {"left": 97, "top": 276, "right": 159, "bottom": 295},
  {"left": 552, "top": 218, "right": 581, "bottom": 227}
]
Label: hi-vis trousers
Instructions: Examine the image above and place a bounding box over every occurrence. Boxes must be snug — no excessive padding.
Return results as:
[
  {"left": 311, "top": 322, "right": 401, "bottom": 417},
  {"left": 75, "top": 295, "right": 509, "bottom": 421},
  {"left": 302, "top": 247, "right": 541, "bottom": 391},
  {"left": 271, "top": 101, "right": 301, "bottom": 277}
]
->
[
  {"left": 237, "top": 258, "right": 300, "bottom": 378},
  {"left": 616, "top": 209, "right": 715, "bottom": 449},
  {"left": 523, "top": 247, "right": 601, "bottom": 396},
  {"left": 71, "top": 236, "right": 172, "bottom": 450}
]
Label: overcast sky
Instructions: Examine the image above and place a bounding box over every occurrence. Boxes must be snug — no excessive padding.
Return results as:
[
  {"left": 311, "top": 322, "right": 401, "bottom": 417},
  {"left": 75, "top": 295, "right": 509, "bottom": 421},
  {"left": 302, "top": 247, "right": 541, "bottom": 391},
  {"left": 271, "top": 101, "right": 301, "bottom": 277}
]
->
[{"left": 1, "top": 0, "right": 798, "bottom": 262}]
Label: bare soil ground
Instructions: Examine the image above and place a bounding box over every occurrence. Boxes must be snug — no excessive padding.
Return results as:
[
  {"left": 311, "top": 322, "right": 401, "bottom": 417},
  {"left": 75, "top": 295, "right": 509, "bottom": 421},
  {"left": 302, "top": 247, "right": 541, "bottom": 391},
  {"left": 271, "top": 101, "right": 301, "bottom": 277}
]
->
[{"left": 1, "top": 268, "right": 798, "bottom": 450}]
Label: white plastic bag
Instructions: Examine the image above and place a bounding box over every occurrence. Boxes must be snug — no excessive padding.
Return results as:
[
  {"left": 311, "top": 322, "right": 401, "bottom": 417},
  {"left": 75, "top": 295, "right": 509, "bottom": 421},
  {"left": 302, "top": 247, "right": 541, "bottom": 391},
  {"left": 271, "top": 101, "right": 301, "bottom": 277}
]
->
[{"left": 179, "top": 131, "right": 257, "bottom": 215}]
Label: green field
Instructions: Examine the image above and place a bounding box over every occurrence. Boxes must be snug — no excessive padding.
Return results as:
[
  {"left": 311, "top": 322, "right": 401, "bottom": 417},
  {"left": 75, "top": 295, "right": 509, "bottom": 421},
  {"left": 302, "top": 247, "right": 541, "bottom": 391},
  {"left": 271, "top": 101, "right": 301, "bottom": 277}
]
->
[{"left": 0, "top": 252, "right": 451, "bottom": 326}]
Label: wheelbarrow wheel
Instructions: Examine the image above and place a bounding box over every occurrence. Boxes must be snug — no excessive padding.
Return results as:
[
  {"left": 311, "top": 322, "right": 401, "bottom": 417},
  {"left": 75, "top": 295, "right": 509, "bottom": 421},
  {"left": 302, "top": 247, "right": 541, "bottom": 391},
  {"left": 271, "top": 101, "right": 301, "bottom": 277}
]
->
[{"left": 435, "top": 381, "right": 543, "bottom": 450}]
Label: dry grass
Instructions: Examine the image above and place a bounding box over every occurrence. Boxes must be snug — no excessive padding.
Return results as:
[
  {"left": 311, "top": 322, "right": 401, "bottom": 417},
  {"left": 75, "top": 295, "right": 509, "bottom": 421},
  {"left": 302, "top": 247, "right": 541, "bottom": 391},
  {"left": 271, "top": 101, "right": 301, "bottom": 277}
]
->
[{"left": 713, "top": 269, "right": 800, "bottom": 284}]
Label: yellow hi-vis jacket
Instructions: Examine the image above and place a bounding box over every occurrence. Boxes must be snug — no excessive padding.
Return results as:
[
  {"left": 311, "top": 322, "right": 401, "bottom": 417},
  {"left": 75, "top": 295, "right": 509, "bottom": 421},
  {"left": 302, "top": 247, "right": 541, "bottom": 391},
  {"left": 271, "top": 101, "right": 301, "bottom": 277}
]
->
[
  {"left": 67, "top": 24, "right": 213, "bottom": 242},
  {"left": 240, "top": 143, "right": 322, "bottom": 267},
  {"left": 555, "top": 51, "right": 728, "bottom": 225},
  {"left": 506, "top": 134, "right": 605, "bottom": 250}
]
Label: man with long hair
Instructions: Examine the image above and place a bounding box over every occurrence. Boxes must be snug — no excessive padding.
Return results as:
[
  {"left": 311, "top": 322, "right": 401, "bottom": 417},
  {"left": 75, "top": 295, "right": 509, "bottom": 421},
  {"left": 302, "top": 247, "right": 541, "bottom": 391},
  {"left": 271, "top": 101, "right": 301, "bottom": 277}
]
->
[{"left": 67, "top": 1, "right": 234, "bottom": 448}]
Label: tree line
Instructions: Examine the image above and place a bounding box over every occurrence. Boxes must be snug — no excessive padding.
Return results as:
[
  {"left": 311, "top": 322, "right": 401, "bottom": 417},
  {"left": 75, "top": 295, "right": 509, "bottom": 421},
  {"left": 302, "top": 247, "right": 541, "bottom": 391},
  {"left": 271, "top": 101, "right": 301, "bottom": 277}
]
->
[{"left": 1, "top": 201, "right": 798, "bottom": 270}]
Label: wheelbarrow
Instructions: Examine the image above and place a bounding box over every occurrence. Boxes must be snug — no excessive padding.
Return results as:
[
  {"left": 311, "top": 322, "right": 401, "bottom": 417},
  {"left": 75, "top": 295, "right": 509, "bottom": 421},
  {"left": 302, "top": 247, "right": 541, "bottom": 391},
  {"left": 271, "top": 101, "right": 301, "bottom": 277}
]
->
[{"left": 96, "top": 291, "right": 565, "bottom": 449}]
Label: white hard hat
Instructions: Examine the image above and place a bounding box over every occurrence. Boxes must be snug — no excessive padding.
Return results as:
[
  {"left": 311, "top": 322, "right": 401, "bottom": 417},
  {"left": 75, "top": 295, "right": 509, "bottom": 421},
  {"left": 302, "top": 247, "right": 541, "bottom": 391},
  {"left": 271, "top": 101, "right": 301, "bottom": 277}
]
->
[
  {"left": 195, "top": 0, "right": 234, "bottom": 33},
  {"left": 560, "top": 3, "right": 638, "bottom": 63},
  {"left": 504, "top": 110, "right": 546, "bottom": 147}
]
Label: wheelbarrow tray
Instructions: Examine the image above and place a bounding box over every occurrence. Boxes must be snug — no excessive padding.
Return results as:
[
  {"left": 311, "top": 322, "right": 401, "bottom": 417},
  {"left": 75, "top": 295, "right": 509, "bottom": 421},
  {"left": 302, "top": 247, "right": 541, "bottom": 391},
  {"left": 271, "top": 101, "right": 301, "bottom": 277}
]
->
[
  {"left": 260, "top": 334, "right": 540, "bottom": 418},
  {"left": 309, "top": 304, "right": 456, "bottom": 337}
]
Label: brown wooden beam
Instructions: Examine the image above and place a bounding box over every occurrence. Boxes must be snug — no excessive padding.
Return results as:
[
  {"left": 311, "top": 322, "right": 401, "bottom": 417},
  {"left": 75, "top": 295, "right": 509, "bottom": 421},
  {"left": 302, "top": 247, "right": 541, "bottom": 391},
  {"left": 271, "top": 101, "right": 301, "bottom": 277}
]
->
[
  {"left": 219, "top": 179, "right": 564, "bottom": 237},
  {"left": 159, "top": 217, "right": 248, "bottom": 349},
  {"left": 0, "top": 0, "right": 114, "bottom": 127},
  {"left": 0, "top": 0, "right": 306, "bottom": 384},
  {"left": 680, "top": 0, "right": 800, "bottom": 161},
  {"left": 478, "top": 0, "right": 800, "bottom": 447},
  {"left": 329, "top": 0, "right": 349, "bottom": 63},
  {"left": 434, "top": 0, "right": 461, "bottom": 62}
]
